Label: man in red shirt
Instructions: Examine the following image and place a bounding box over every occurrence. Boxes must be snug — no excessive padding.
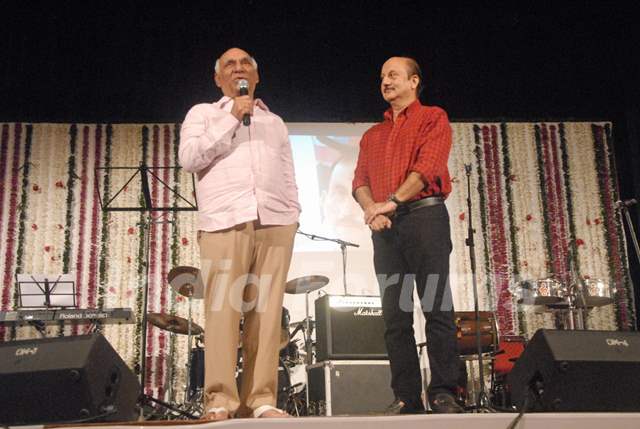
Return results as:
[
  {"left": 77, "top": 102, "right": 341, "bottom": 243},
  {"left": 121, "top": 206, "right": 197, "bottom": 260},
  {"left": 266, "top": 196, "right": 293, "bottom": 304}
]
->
[{"left": 352, "top": 56, "right": 463, "bottom": 414}]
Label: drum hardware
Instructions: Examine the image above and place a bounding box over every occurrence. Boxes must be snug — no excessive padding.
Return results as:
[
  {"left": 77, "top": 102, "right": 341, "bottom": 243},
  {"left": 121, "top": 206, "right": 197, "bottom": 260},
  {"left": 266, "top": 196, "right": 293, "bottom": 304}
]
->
[
  {"left": 285, "top": 274, "right": 329, "bottom": 417},
  {"left": 168, "top": 265, "right": 204, "bottom": 405}
]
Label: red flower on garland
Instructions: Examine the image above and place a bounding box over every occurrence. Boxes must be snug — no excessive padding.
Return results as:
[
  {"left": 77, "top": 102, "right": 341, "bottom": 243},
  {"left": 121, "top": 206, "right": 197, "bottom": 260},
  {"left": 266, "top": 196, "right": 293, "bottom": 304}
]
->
[
  {"left": 108, "top": 287, "right": 117, "bottom": 294},
  {"left": 586, "top": 218, "right": 591, "bottom": 226},
  {"left": 176, "top": 296, "right": 184, "bottom": 302},
  {"left": 508, "top": 174, "right": 517, "bottom": 182},
  {"left": 127, "top": 227, "right": 135, "bottom": 235},
  {"left": 31, "top": 223, "right": 38, "bottom": 231},
  {"left": 458, "top": 212, "right": 465, "bottom": 221},
  {"left": 57, "top": 224, "right": 64, "bottom": 230},
  {"left": 451, "top": 176, "right": 458, "bottom": 183},
  {"left": 594, "top": 218, "right": 601, "bottom": 225},
  {"left": 55, "top": 180, "right": 65, "bottom": 189},
  {"left": 525, "top": 214, "right": 533, "bottom": 221},
  {"left": 576, "top": 238, "right": 585, "bottom": 247},
  {"left": 126, "top": 290, "right": 133, "bottom": 298},
  {"left": 522, "top": 260, "right": 529, "bottom": 267},
  {"left": 32, "top": 184, "right": 41, "bottom": 192},
  {"left": 181, "top": 237, "right": 189, "bottom": 246},
  {"left": 127, "top": 256, "right": 132, "bottom": 264},
  {"left": 44, "top": 245, "right": 51, "bottom": 252}
]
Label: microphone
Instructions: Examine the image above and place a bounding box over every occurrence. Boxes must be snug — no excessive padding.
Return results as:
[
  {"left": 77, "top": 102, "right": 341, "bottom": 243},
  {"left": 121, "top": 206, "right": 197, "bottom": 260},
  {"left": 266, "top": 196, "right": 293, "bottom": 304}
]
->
[
  {"left": 616, "top": 198, "right": 637, "bottom": 209},
  {"left": 237, "top": 79, "right": 251, "bottom": 126}
]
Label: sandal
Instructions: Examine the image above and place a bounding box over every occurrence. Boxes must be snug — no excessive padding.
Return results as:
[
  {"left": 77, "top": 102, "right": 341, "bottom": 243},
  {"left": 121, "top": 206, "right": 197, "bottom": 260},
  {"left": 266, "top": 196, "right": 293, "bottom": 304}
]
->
[
  {"left": 253, "top": 405, "right": 290, "bottom": 418},
  {"left": 202, "top": 407, "right": 231, "bottom": 421}
]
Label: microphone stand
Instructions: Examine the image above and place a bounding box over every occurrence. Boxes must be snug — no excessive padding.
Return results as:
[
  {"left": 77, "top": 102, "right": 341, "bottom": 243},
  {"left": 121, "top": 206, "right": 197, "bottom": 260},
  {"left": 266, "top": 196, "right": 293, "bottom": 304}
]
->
[
  {"left": 616, "top": 200, "right": 639, "bottom": 330},
  {"left": 296, "top": 230, "right": 359, "bottom": 296},
  {"left": 463, "top": 164, "right": 493, "bottom": 412}
]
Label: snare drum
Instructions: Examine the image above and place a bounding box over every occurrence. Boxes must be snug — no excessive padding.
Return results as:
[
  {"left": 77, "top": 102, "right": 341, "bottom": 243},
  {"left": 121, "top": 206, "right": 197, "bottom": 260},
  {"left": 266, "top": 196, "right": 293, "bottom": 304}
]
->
[
  {"left": 516, "top": 278, "right": 565, "bottom": 305},
  {"left": 454, "top": 311, "right": 498, "bottom": 355}
]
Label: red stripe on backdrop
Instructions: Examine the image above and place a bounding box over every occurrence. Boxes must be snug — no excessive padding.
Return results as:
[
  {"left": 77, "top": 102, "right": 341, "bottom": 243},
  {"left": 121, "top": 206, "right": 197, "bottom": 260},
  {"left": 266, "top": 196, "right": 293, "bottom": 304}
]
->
[
  {"left": 0, "top": 125, "right": 10, "bottom": 243},
  {"left": 482, "top": 125, "right": 514, "bottom": 335},
  {"left": 548, "top": 125, "right": 570, "bottom": 283},
  {"left": 146, "top": 125, "right": 160, "bottom": 394},
  {"left": 0, "top": 124, "right": 22, "bottom": 340},
  {"left": 155, "top": 125, "right": 172, "bottom": 397},
  {"left": 83, "top": 126, "right": 103, "bottom": 332},
  {"left": 72, "top": 126, "right": 91, "bottom": 336},
  {"left": 594, "top": 126, "right": 629, "bottom": 327},
  {"left": 540, "top": 125, "right": 560, "bottom": 276}
]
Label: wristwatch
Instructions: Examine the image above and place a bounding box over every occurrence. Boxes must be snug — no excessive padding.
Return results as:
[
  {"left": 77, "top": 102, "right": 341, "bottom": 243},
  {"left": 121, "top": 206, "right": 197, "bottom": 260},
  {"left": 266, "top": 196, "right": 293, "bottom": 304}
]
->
[{"left": 387, "top": 193, "right": 403, "bottom": 205}]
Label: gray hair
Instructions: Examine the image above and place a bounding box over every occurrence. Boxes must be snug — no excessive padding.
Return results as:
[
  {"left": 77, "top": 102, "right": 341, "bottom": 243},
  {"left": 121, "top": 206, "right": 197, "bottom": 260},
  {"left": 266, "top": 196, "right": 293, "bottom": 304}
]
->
[{"left": 214, "top": 56, "right": 259, "bottom": 74}]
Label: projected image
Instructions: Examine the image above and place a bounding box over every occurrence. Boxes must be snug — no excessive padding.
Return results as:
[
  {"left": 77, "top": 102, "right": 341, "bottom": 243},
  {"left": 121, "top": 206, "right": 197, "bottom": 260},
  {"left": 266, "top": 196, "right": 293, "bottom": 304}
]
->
[{"left": 290, "top": 134, "right": 369, "bottom": 252}]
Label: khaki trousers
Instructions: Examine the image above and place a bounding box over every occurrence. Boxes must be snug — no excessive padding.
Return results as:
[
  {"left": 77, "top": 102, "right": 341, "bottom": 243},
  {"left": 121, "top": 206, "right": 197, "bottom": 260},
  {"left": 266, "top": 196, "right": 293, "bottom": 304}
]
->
[{"left": 198, "top": 221, "right": 297, "bottom": 416}]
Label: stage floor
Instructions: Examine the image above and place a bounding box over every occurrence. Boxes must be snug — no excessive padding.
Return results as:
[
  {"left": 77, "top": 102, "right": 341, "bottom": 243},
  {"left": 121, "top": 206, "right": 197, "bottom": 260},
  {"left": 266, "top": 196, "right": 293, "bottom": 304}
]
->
[{"left": 39, "top": 413, "right": 640, "bottom": 429}]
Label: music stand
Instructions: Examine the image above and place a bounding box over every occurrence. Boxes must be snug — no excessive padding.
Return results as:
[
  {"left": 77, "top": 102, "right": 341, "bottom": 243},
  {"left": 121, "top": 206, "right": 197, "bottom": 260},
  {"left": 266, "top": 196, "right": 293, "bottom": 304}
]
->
[
  {"left": 95, "top": 163, "right": 197, "bottom": 419},
  {"left": 16, "top": 273, "right": 76, "bottom": 308}
]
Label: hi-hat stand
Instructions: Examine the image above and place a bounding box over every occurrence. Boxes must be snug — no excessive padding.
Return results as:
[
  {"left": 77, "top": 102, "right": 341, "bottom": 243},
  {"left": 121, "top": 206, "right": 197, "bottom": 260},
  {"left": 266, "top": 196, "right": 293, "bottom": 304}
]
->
[{"left": 95, "top": 162, "right": 197, "bottom": 419}]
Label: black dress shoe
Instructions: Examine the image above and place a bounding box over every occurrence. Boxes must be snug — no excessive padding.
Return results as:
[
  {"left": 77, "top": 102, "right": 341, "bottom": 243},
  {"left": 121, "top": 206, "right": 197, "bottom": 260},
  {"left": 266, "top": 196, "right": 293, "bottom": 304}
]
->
[
  {"left": 384, "top": 399, "right": 426, "bottom": 415},
  {"left": 429, "top": 393, "right": 464, "bottom": 413}
]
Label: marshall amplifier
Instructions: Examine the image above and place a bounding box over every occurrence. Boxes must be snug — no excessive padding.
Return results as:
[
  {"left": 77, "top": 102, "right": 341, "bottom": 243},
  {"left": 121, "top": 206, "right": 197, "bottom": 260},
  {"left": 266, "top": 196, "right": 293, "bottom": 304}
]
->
[{"left": 315, "top": 295, "right": 387, "bottom": 361}]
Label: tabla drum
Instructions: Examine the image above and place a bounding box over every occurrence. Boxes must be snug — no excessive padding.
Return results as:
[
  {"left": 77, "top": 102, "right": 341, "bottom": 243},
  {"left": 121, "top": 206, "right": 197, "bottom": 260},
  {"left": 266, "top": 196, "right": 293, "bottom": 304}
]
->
[
  {"left": 454, "top": 311, "right": 498, "bottom": 355},
  {"left": 515, "top": 278, "right": 565, "bottom": 305}
]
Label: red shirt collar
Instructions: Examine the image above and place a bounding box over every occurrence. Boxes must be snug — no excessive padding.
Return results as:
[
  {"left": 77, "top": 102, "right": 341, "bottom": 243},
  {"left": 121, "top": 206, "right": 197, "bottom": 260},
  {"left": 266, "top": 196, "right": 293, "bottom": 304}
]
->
[{"left": 383, "top": 99, "right": 422, "bottom": 122}]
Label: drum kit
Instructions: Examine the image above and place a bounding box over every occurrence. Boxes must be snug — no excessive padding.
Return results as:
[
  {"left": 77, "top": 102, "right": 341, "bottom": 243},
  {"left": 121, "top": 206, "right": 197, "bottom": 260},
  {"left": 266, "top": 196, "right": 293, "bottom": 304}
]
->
[{"left": 146, "top": 266, "right": 329, "bottom": 418}]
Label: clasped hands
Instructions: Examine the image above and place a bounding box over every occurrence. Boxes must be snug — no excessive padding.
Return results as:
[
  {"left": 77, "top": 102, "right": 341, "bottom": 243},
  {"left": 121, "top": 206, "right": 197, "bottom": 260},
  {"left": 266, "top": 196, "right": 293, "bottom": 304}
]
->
[{"left": 364, "top": 200, "right": 397, "bottom": 231}]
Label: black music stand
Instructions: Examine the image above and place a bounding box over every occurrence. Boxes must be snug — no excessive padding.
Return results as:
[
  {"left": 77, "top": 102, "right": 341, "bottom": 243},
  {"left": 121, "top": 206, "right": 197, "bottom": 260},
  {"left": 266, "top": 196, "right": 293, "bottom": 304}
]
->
[
  {"left": 16, "top": 273, "right": 77, "bottom": 309},
  {"left": 95, "top": 163, "right": 197, "bottom": 419}
]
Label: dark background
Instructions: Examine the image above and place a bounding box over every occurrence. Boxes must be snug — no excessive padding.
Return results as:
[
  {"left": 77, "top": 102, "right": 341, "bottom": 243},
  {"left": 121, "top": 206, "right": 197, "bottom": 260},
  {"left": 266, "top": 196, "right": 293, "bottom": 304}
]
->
[{"left": 1, "top": 1, "right": 639, "bottom": 328}]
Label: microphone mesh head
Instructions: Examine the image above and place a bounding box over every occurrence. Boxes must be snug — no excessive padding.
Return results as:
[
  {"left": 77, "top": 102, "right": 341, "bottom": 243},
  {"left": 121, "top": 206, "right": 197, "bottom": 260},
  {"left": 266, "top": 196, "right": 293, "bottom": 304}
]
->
[{"left": 237, "top": 79, "right": 249, "bottom": 90}]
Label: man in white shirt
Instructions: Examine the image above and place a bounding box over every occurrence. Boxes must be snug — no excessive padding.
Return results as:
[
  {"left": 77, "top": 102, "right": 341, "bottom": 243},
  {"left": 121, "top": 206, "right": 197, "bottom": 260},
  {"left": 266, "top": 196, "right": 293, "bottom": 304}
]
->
[{"left": 179, "top": 47, "right": 300, "bottom": 420}]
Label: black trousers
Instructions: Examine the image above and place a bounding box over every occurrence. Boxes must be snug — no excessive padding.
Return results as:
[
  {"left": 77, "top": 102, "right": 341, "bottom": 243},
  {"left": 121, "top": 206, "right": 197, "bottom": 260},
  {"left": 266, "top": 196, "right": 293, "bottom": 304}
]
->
[{"left": 372, "top": 203, "right": 459, "bottom": 403}]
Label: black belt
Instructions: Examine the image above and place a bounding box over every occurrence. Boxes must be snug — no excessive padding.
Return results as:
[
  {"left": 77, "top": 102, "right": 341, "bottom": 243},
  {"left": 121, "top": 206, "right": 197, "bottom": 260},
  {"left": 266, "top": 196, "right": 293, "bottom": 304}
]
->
[{"left": 397, "top": 196, "right": 444, "bottom": 215}]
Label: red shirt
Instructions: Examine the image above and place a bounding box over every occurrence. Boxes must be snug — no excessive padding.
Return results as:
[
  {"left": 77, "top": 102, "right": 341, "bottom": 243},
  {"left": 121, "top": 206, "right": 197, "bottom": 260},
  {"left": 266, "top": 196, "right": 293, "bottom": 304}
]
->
[{"left": 352, "top": 100, "right": 452, "bottom": 203}]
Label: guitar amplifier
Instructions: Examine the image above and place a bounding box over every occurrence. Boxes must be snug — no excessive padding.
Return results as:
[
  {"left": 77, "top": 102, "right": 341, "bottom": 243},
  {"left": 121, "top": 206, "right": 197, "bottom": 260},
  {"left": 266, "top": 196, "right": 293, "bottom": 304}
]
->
[{"left": 315, "top": 295, "right": 387, "bottom": 361}]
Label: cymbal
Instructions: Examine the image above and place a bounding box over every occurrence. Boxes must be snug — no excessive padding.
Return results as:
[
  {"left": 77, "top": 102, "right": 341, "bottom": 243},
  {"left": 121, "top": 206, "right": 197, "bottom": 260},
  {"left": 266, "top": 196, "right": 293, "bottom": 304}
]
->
[
  {"left": 285, "top": 275, "right": 329, "bottom": 294},
  {"left": 168, "top": 266, "right": 204, "bottom": 299},
  {"left": 147, "top": 313, "right": 203, "bottom": 335}
]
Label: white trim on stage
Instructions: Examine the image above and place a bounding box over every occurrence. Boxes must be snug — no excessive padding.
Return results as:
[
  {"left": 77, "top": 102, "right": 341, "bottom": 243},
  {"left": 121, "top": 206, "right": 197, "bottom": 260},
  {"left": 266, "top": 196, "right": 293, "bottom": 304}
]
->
[{"left": 33, "top": 413, "right": 640, "bottom": 429}]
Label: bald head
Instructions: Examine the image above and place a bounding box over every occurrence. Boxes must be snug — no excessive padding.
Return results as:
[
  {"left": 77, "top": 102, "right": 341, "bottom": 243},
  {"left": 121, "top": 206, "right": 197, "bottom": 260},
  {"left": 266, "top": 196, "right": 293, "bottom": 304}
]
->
[
  {"left": 213, "top": 47, "right": 260, "bottom": 97},
  {"left": 215, "top": 47, "right": 258, "bottom": 74}
]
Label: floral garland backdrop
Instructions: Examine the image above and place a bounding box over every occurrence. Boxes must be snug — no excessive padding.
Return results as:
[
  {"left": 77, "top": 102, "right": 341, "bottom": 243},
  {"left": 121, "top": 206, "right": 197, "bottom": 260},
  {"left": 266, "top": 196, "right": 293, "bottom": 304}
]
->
[{"left": 0, "top": 121, "right": 634, "bottom": 398}]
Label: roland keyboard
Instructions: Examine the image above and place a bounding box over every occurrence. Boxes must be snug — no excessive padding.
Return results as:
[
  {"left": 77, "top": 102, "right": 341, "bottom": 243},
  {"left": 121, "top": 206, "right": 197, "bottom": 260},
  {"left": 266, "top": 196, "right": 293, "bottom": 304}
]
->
[{"left": 0, "top": 307, "right": 135, "bottom": 324}]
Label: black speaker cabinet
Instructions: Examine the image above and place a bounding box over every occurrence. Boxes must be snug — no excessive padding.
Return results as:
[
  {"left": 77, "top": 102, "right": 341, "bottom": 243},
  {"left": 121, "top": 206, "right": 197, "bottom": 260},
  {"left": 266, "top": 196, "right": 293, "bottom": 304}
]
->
[
  {"left": 307, "top": 360, "right": 394, "bottom": 415},
  {"left": 0, "top": 333, "right": 140, "bottom": 425},
  {"left": 315, "top": 295, "right": 388, "bottom": 361},
  {"left": 506, "top": 329, "right": 640, "bottom": 412}
]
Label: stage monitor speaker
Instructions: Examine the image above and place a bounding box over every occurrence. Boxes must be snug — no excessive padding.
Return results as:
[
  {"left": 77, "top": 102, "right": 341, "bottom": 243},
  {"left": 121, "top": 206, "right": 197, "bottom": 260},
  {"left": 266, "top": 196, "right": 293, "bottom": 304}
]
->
[
  {"left": 0, "top": 333, "right": 140, "bottom": 425},
  {"left": 506, "top": 329, "right": 640, "bottom": 412},
  {"left": 315, "top": 295, "right": 387, "bottom": 361}
]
